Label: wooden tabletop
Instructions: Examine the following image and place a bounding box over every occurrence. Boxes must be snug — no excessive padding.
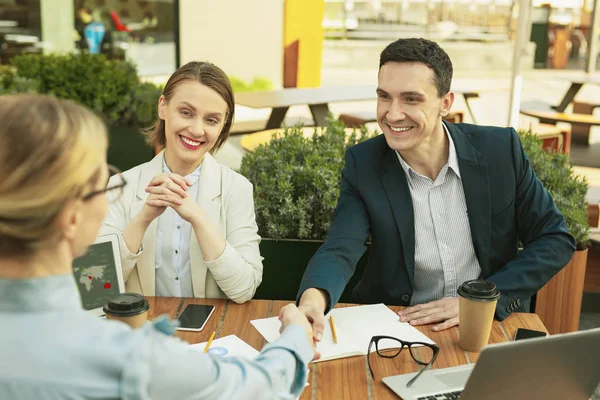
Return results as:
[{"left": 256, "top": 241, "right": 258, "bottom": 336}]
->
[
  {"left": 235, "top": 85, "right": 376, "bottom": 109},
  {"left": 520, "top": 108, "right": 600, "bottom": 126},
  {"left": 235, "top": 83, "right": 501, "bottom": 110},
  {"left": 556, "top": 74, "right": 600, "bottom": 85},
  {"left": 147, "top": 297, "right": 548, "bottom": 400},
  {"left": 240, "top": 126, "right": 367, "bottom": 152}
]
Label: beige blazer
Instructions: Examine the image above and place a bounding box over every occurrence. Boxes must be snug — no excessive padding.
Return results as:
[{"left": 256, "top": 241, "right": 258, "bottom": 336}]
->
[{"left": 99, "top": 151, "right": 263, "bottom": 303}]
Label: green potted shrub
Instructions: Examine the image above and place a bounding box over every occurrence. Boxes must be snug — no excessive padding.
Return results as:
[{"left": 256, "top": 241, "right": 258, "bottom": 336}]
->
[
  {"left": 518, "top": 129, "right": 590, "bottom": 334},
  {"left": 240, "top": 117, "right": 376, "bottom": 301},
  {"left": 1, "top": 53, "right": 160, "bottom": 171}
]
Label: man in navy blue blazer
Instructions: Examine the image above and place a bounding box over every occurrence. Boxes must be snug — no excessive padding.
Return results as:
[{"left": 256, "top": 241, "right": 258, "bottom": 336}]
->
[{"left": 296, "top": 38, "right": 575, "bottom": 341}]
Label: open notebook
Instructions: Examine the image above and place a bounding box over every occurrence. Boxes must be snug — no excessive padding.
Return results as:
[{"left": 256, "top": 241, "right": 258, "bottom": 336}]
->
[{"left": 251, "top": 303, "right": 435, "bottom": 363}]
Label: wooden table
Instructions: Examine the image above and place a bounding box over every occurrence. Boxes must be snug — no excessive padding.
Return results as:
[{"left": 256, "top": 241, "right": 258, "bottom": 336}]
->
[
  {"left": 553, "top": 74, "right": 600, "bottom": 112},
  {"left": 520, "top": 107, "right": 600, "bottom": 127},
  {"left": 147, "top": 297, "right": 548, "bottom": 400},
  {"left": 235, "top": 84, "right": 505, "bottom": 130},
  {"left": 240, "top": 126, "right": 364, "bottom": 152}
]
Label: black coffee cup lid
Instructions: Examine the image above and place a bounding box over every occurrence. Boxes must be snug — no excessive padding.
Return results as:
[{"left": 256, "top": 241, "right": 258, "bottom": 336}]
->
[
  {"left": 103, "top": 293, "right": 149, "bottom": 317},
  {"left": 457, "top": 279, "right": 500, "bottom": 301}
]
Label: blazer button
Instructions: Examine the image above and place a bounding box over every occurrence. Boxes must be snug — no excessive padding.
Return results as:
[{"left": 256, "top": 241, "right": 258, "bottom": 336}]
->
[
  {"left": 516, "top": 299, "right": 521, "bottom": 306},
  {"left": 506, "top": 305, "right": 512, "bottom": 312},
  {"left": 401, "top": 294, "right": 410, "bottom": 302}
]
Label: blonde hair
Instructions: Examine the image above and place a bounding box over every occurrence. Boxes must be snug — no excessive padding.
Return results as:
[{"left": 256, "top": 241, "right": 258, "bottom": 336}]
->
[
  {"left": 144, "top": 61, "right": 235, "bottom": 153},
  {"left": 0, "top": 94, "right": 108, "bottom": 256}
]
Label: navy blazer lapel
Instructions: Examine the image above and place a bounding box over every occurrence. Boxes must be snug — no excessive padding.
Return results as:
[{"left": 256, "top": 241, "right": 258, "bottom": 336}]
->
[
  {"left": 380, "top": 148, "right": 416, "bottom": 283},
  {"left": 446, "top": 122, "right": 491, "bottom": 273}
]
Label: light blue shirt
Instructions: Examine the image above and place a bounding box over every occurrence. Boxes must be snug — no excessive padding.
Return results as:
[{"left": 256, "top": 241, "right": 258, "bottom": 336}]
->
[
  {"left": 155, "top": 160, "right": 201, "bottom": 297},
  {"left": 0, "top": 274, "right": 312, "bottom": 399}
]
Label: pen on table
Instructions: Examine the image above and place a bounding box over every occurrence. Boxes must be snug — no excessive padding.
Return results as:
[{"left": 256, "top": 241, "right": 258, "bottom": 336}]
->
[
  {"left": 204, "top": 331, "right": 216, "bottom": 353},
  {"left": 329, "top": 316, "right": 338, "bottom": 344}
]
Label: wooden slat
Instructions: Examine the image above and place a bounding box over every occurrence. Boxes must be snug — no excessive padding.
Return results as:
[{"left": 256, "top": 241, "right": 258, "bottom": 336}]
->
[
  {"left": 520, "top": 108, "right": 600, "bottom": 126},
  {"left": 317, "top": 303, "right": 369, "bottom": 400},
  {"left": 146, "top": 296, "right": 180, "bottom": 320},
  {"left": 372, "top": 351, "right": 419, "bottom": 400},
  {"left": 500, "top": 312, "right": 549, "bottom": 341},
  {"left": 240, "top": 127, "right": 364, "bottom": 152},
  {"left": 535, "top": 249, "right": 589, "bottom": 334},
  {"left": 220, "top": 299, "right": 270, "bottom": 351}
]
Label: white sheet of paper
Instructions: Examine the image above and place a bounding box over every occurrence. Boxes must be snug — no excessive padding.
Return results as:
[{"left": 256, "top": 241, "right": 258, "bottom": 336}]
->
[
  {"left": 191, "top": 334, "right": 260, "bottom": 359},
  {"left": 331, "top": 304, "right": 435, "bottom": 352},
  {"left": 250, "top": 303, "right": 435, "bottom": 363}
]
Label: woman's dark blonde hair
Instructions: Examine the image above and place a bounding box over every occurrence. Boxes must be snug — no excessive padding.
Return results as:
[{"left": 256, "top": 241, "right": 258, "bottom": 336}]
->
[
  {"left": 145, "top": 61, "right": 235, "bottom": 153},
  {"left": 0, "top": 94, "right": 107, "bottom": 256}
]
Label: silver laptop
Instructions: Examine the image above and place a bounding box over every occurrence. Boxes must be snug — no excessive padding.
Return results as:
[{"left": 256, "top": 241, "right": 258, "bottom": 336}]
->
[
  {"left": 383, "top": 327, "right": 600, "bottom": 400},
  {"left": 72, "top": 233, "right": 125, "bottom": 317}
]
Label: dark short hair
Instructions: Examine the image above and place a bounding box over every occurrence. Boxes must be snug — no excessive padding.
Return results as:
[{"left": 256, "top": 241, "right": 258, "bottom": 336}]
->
[
  {"left": 145, "top": 61, "right": 234, "bottom": 153},
  {"left": 379, "top": 38, "right": 453, "bottom": 97}
]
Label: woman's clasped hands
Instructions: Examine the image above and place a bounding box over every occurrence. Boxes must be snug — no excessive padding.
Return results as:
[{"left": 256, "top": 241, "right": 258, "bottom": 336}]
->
[{"left": 141, "top": 172, "right": 200, "bottom": 223}]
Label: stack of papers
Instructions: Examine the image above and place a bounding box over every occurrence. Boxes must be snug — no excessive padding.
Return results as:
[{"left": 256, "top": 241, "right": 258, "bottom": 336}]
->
[{"left": 250, "top": 303, "right": 435, "bottom": 363}]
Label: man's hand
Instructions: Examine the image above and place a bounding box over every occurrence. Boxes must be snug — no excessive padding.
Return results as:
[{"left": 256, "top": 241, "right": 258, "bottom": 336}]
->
[
  {"left": 397, "top": 297, "right": 459, "bottom": 331},
  {"left": 297, "top": 288, "right": 328, "bottom": 342},
  {"left": 279, "top": 304, "right": 320, "bottom": 360}
]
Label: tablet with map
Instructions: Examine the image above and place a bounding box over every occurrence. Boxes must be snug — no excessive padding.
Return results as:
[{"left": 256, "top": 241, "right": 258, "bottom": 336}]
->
[{"left": 72, "top": 233, "right": 125, "bottom": 317}]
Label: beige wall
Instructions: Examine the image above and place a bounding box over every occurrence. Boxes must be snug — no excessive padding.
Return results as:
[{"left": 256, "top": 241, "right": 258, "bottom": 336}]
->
[
  {"left": 41, "top": 0, "right": 75, "bottom": 54},
  {"left": 179, "top": 0, "right": 284, "bottom": 88}
]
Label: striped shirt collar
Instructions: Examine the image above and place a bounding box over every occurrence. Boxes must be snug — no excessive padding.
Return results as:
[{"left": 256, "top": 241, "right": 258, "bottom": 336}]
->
[{"left": 395, "top": 121, "right": 461, "bottom": 179}]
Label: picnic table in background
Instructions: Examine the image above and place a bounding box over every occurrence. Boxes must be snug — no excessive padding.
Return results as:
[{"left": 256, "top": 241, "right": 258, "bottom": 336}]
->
[
  {"left": 552, "top": 74, "right": 600, "bottom": 112},
  {"left": 235, "top": 83, "right": 508, "bottom": 131}
]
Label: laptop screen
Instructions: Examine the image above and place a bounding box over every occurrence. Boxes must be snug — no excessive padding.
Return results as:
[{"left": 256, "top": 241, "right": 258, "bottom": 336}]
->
[{"left": 72, "top": 239, "right": 122, "bottom": 311}]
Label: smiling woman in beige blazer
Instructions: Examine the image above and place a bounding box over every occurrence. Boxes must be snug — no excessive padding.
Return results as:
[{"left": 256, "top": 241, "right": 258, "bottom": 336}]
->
[{"left": 100, "top": 61, "right": 262, "bottom": 303}]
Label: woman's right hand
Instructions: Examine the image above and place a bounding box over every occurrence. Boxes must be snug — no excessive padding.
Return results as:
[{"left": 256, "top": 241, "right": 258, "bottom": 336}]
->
[{"left": 138, "top": 173, "right": 191, "bottom": 223}]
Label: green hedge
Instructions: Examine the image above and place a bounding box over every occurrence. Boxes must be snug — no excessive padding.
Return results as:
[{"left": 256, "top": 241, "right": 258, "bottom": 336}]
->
[
  {"left": 240, "top": 118, "right": 377, "bottom": 240},
  {"left": 0, "top": 53, "right": 161, "bottom": 127},
  {"left": 518, "top": 130, "right": 590, "bottom": 248},
  {"left": 241, "top": 121, "right": 590, "bottom": 248}
]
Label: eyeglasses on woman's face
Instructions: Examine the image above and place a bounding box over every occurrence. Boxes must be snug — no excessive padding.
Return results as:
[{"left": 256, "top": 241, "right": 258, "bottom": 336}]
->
[
  {"left": 82, "top": 165, "right": 126, "bottom": 203},
  {"left": 367, "top": 335, "right": 440, "bottom": 388}
]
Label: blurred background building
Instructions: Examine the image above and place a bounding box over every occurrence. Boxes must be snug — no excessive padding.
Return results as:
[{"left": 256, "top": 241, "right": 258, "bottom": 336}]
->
[{"left": 0, "top": 0, "right": 598, "bottom": 86}]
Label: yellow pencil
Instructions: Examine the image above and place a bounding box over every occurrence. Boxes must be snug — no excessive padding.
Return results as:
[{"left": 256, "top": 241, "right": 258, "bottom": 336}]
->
[
  {"left": 329, "top": 316, "right": 338, "bottom": 344},
  {"left": 204, "top": 331, "right": 216, "bottom": 353}
]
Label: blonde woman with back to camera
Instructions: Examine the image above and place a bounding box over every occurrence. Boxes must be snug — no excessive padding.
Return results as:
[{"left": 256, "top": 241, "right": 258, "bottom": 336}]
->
[
  {"left": 0, "top": 94, "right": 315, "bottom": 399},
  {"left": 100, "top": 61, "right": 262, "bottom": 302}
]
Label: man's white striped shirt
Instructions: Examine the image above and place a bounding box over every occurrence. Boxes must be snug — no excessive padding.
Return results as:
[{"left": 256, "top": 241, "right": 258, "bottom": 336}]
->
[{"left": 395, "top": 123, "right": 481, "bottom": 306}]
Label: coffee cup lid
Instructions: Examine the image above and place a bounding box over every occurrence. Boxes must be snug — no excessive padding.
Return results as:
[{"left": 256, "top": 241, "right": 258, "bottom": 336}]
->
[
  {"left": 103, "top": 293, "right": 149, "bottom": 317},
  {"left": 457, "top": 279, "right": 500, "bottom": 301}
]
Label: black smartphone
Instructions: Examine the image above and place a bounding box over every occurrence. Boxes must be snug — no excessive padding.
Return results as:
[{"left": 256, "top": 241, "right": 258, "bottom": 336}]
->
[
  {"left": 176, "top": 304, "right": 215, "bottom": 332},
  {"left": 513, "top": 328, "right": 548, "bottom": 341}
]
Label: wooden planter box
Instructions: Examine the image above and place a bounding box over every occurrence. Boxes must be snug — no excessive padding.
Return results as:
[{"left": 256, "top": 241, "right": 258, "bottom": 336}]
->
[
  {"left": 253, "top": 238, "right": 369, "bottom": 303},
  {"left": 534, "top": 249, "right": 589, "bottom": 334}
]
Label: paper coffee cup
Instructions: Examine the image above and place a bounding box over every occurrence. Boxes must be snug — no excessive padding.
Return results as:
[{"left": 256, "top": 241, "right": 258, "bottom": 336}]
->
[
  {"left": 457, "top": 280, "right": 500, "bottom": 352},
  {"left": 103, "top": 293, "right": 149, "bottom": 329}
]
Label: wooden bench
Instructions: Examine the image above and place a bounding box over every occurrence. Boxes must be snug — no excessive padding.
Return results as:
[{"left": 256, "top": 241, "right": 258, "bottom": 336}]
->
[
  {"left": 239, "top": 126, "right": 363, "bottom": 152},
  {"left": 571, "top": 101, "right": 600, "bottom": 146},
  {"left": 520, "top": 101, "right": 600, "bottom": 146}
]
